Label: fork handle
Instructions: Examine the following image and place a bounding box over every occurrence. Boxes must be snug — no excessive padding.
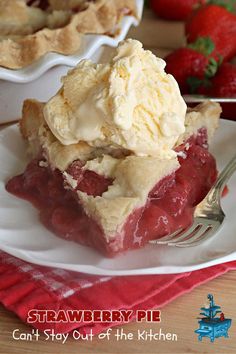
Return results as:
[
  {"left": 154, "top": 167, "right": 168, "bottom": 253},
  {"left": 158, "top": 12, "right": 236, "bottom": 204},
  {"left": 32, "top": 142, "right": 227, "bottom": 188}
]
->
[{"left": 208, "top": 154, "right": 236, "bottom": 204}]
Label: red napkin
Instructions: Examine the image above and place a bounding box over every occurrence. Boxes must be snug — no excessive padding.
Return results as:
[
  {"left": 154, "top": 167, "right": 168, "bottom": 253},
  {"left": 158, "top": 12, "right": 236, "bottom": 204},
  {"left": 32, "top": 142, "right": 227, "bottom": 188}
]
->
[{"left": 0, "top": 250, "right": 235, "bottom": 335}]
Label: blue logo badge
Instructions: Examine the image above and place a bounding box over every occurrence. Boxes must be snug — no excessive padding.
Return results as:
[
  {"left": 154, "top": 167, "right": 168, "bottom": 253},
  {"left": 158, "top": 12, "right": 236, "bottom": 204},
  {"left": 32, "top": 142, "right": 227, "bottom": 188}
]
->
[{"left": 195, "top": 294, "right": 232, "bottom": 342}]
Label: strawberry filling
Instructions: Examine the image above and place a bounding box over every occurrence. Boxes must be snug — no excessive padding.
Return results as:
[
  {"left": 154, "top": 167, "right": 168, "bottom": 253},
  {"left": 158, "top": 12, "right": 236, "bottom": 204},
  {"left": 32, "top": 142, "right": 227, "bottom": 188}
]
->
[{"left": 6, "top": 128, "right": 217, "bottom": 257}]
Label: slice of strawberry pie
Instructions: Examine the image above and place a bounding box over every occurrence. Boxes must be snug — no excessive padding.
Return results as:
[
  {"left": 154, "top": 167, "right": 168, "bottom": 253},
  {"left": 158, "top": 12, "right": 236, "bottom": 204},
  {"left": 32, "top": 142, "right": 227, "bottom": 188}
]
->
[{"left": 6, "top": 39, "right": 222, "bottom": 257}]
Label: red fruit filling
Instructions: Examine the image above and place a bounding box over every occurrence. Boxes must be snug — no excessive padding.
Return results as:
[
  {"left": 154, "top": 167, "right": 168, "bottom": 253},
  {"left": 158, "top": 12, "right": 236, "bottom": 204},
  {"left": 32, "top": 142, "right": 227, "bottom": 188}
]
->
[
  {"left": 66, "top": 160, "right": 113, "bottom": 196},
  {"left": 6, "top": 128, "right": 217, "bottom": 257}
]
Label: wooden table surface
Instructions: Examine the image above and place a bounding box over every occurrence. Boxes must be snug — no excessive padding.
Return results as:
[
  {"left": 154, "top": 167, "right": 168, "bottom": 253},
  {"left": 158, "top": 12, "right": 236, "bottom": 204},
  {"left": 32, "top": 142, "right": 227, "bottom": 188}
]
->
[{"left": 0, "top": 8, "right": 236, "bottom": 354}]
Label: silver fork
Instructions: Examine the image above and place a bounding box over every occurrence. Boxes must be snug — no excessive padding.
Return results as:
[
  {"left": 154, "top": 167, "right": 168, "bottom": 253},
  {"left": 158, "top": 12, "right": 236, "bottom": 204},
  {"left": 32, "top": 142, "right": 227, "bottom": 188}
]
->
[{"left": 149, "top": 154, "right": 236, "bottom": 248}]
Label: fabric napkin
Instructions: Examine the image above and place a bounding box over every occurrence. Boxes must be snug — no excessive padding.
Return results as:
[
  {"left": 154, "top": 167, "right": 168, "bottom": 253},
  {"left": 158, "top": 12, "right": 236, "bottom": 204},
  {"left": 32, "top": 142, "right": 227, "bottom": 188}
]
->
[{"left": 0, "top": 250, "right": 235, "bottom": 335}]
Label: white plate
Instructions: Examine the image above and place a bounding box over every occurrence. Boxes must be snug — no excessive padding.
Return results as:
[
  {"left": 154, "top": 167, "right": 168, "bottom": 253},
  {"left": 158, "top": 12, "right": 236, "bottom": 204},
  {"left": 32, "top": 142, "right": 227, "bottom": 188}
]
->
[{"left": 0, "top": 120, "right": 236, "bottom": 275}]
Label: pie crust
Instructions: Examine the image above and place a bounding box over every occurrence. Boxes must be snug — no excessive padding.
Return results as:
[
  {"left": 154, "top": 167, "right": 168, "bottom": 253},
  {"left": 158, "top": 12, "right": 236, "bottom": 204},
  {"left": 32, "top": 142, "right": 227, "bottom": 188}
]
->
[
  {"left": 0, "top": 0, "right": 136, "bottom": 69},
  {"left": 17, "top": 99, "right": 221, "bottom": 239},
  {"left": 6, "top": 97, "right": 221, "bottom": 256}
]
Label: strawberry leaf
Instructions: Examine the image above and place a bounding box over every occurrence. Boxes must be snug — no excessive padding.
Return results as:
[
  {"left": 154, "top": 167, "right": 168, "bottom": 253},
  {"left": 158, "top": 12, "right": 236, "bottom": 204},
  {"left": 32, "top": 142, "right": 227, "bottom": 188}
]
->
[
  {"left": 187, "top": 76, "right": 211, "bottom": 93},
  {"left": 205, "top": 58, "right": 218, "bottom": 77},
  {"left": 188, "top": 37, "right": 215, "bottom": 56},
  {"left": 205, "top": 55, "right": 222, "bottom": 78},
  {"left": 187, "top": 77, "right": 204, "bottom": 93}
]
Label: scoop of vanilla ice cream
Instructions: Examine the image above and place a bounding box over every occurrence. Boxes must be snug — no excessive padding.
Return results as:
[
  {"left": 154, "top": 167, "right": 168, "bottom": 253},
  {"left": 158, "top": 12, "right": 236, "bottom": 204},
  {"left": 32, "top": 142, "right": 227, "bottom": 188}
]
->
[{"left": 44, "top": 39, "right": 187, "bottom": 157}]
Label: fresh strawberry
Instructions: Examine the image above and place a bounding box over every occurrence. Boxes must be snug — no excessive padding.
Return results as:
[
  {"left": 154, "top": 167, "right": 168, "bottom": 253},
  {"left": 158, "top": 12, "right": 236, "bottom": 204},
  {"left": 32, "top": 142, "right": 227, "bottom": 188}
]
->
[
  {"left": 149, "top": 0, "right": 206, "bottom": 21},
  {"left": 186, "top": 3, "right": 236, "bottom": 61},
  {"left": 165, "top": 37, "right": 220, "bottom": 93},
  {"left": 165, "top": 48, "right": 208, "bottom": 93},
  {"left": 208, "top": 63, "right": 236, "bottom": 120}
]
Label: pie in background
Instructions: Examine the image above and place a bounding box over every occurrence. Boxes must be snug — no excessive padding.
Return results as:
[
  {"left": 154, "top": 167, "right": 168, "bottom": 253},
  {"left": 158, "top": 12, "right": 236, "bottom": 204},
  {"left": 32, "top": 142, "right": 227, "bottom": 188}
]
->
[{"left": 0, "top": 0, "right": 136, "bottom": 69}]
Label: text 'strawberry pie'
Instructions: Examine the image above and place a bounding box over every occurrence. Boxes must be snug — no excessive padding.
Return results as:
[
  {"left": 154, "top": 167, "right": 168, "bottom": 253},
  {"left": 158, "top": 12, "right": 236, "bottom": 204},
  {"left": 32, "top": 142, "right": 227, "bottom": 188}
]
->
[
  {"left": 0, "top": 0, "right": 136, "bottom": 69},
  {"left": 6, "top": 39, "right": 221, "bottom": 257}
]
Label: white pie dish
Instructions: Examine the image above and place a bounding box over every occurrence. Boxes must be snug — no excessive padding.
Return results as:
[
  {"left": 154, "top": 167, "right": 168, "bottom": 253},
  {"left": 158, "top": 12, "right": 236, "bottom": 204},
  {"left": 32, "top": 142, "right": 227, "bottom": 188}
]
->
[
  {"left": 0, "top": 0, "right": 143, "bottom": 124},
  {"left": 0, "top": 119, "right": 236, "bottom": 276}
]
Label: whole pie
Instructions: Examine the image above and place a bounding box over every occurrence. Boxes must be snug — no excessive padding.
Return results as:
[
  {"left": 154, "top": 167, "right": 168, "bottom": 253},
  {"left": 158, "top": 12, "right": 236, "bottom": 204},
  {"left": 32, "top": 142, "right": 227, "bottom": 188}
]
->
[
  {"left": 6, "top": 39, "right": 222, "bottom": 256},
  {"left": 0, "top": 0, "right": 136, "bottom": 69}
]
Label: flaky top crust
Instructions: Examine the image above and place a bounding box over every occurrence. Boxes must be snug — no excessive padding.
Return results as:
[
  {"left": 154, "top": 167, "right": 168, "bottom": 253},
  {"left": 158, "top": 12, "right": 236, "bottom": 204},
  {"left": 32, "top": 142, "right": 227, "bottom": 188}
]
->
[{"left": 0, "top": 0, "right": 136, "bottom": 69}]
